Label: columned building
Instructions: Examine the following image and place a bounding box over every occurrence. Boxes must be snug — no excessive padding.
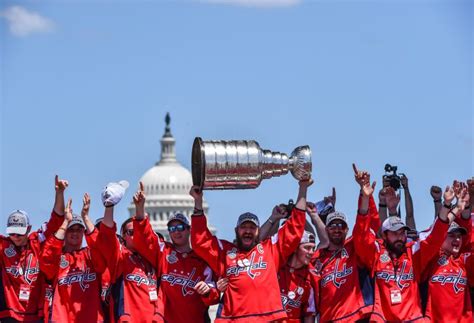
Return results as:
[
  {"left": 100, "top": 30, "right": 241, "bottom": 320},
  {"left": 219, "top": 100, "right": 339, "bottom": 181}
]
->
[{"left": 128, "top": 113, "right": 216, "bottom": 240}]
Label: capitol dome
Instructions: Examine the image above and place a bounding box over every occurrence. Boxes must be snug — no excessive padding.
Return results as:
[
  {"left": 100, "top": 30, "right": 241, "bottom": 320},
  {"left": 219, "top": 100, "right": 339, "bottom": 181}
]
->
[{"left": 128, "top": 113, "right": 214, "bottom": 238}]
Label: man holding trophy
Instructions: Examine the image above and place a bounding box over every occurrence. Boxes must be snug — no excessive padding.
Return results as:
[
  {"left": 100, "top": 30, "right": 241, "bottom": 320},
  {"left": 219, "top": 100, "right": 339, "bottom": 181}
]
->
[{"left": 190, "top": 138, "right": 313, "bottom": 322}]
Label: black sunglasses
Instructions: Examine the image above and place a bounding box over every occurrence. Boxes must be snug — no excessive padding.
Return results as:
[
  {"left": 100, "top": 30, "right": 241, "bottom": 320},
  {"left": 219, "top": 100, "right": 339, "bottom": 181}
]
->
[{"left": 168, "top": 224, "right": 188, "bottom": 233}]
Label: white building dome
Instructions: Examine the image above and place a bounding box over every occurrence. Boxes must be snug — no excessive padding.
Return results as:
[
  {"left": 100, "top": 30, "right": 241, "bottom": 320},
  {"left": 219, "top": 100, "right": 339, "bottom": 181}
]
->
[{"left": 128, "top": 113, "right": 214, "bottom": 239}]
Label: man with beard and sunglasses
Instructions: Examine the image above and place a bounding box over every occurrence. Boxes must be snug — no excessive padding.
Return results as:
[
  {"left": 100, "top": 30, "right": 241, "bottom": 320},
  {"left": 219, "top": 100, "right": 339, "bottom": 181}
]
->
[
  {"left": 422, "top": 184, "right": 473, "bottom": 322},
  {"left": 0, "top": 175, "right": 67, "bottom": 322},
  {"left": 190, "top": 179, "right": 312, "bottom": 322},
  {"left": 132, "top": 182, "right": 219, "bottom": 323},
  {"left": 309, "top": 164, "right": 380, "bottom": 322},
  {"left": 353, "top": 169, "right": 451, "bottom": 322}
]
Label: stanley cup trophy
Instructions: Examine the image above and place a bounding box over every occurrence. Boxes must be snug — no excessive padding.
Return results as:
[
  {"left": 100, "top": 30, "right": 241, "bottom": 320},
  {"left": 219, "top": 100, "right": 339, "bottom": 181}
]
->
[{"left": 192, "top": 137, "right": 312, "bottom": 190}]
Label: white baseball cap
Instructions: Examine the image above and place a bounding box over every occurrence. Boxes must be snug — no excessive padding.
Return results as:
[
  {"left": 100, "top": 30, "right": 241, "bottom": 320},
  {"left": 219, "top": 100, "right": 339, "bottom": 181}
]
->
[
  {"left": 326, "top": 211, "right": 348, "bottom": 226},
  {"left": 101, "top": 180, "right": 129, "bottom": 207},
  {"left": 382, "top": 216, "right": 410, "bottom": 233},
  {"left": 6, "top": 210, "right": 30, "bottom": 235}
]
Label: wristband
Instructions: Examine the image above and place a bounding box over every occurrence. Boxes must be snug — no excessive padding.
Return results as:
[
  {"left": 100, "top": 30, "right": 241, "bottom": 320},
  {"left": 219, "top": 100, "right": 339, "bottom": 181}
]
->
[
  {"left": 193, "top": 208, "right": 204, "bottom": 215},
  {"left": 433, "top": 199, "right": 441, "bottom": 203},
  {"left": 443, "top": 203, "right": 452, "bottom": 209},
  {"left": 268, "top": 218, "right": 274, "bottom": 225},
  {"left": 379, "top": 204, "right": 387, "bottom": 208}
]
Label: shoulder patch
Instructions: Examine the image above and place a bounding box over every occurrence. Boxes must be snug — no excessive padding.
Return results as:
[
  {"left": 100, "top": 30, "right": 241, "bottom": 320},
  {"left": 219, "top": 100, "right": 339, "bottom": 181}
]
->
[
  {"left": 166, "top": 251, "right": 178, "bottom": 264},
  {"left": 437, "top": 255, "right": 449, "bottom": 266},
  {"left": 60, "top": 255, "right": 69, "bottom": 269},
  {"left": 4, "top": 244, "right": 16, "bottom": 258},
  {"left": 257, "top": 244, "right": 264, "bottom": 254},
  {"left": 380, "top": 252, "right": 390, "bottom": 264},
  {"left": 227, "top": 247, "right": 237, "bottom": 260}
]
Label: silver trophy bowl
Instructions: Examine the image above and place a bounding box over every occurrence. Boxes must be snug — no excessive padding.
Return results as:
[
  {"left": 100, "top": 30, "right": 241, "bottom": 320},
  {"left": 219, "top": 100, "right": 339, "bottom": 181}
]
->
[{"left": 192, "top": 137, "right": 312, "bottom": 190}]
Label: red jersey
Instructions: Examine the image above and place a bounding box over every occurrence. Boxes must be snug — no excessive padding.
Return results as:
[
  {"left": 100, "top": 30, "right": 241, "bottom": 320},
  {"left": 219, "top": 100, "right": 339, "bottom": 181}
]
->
[
  {"left": 133, "top": 216, "right": 219, "bottom": 323},
  {"left": 40, "top": 229, "right": 106, "bottom": 322},
  {"left": 191, "top": 207, "right": 306, "bottom": 322},
  {"left": 277, "top": 264, "right": 316, "bottom": 322},
  {"left": 0, "top": 211, "right": 63, "bottom": 321},
  {"left": 353, "top": 202, "right": 449, "bottom": 322},
  {"left": 311, "top": 196, "right": 378, "bottom": 322},
  {"left": 312, "top": 238, "right": 373, "bottom": 322},
  {"left": 97, "top": 222, "right": 162, "bottom": 323},
  {"left": 423, "top": 251, "right": 473, "bottom": 322}
]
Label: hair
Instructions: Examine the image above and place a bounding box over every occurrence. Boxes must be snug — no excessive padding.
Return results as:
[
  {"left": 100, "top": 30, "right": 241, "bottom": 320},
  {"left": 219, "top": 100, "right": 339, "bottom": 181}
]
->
[{"left": 120, "top": 218, "right": 133, "bottom": 237}]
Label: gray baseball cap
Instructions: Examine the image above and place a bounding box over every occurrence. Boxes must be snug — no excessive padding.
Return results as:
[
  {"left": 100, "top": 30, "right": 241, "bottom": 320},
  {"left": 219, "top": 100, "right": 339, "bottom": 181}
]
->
[
  {"left": 67, "top": 214, "right": 86, "bottom": 229},
  {"left": 236, "top": 212, "right": 260, "bottom": 227},
  {"left": 447, "top": 221, "right": 467, "bottom": 235},
  {"left": 326, "top": 211, "right": 348, "bottom": 226},
  {"left": 382, "top": 216, "right": 410, "bottom": 233},
  {"left": 6, "top": 210, "right": 30, "bottom": 235},
  {"left": 167, "top": 213, "right": 190, "bottom": 226}
]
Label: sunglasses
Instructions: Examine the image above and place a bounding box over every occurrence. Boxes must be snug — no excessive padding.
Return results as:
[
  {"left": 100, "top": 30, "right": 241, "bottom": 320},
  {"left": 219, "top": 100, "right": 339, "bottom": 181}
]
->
[
  {"left": 124, "top": 229, "right": 134, "bottom": 237},
  {"left": 327, "top": 223, "right": 346, "bottom": 229},
  {"left": 9, "top": 233, "right": 25, "bottom": 237},
  {"left": 168, "top": 224, "right": 188, "bottom": 233}
]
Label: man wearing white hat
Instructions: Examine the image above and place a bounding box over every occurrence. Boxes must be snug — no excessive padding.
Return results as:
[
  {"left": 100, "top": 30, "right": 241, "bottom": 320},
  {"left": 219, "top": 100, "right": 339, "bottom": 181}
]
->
[
  {"left": 353, "top": 168, "right": 453, "bottom": 322},
  {"left": 0, "top": 175, "right": 68, "bottom": 322}
]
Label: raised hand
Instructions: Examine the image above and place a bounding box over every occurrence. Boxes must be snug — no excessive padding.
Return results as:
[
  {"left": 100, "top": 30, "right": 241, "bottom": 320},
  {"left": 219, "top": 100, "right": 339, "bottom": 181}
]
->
[
  {"left": 353, "top": 163, "right": 376, "bottom": 197},
  {"left": 379, "top": 188, "right": 387, "bottom": 204},
  {"left": 467, "top": 178, "right": 474, "bottom": 196},
  {"left": 298, "top": 179, "right": 314, "bottom": 190},
  {"left": 324, "top": 187, "right": 336, "bottom": 208},
  {"left": 189, "top": 185, "right": 203, "bottom": 210},
  {"left": 430, "top": 185, "right": 442, "bottom": 201},
  {"left": 306, "top": 201, "right": 318, "bottom": 216},
  {"left": 272, "top": 205, "right": 288, "bottom": 220},
  {"left": 81, "top": 193, "right": 91, "bottom": 220},
  {"left": 456, "top": 187, "right": 470, "bottom": 210},
  {"left": 443, "top": 185, "right": 455, "bottom": 206},
  {"left": 385, "top": 187, "right": 400, "bottom": 212},
  {"left": 193, "top": 281, "right": 211, "bottom": 295},
  {"left": 55, "top": 175, "right": 69, "bottom": 192},
  {"left": 400, "top": 175, "right": 409, "bottom": 189},
  {"left": 64, "top": 198, "right": 73, "bottom": 223},
  {"left": 133, "top": 182, "right": 146, "bottom": 207}
]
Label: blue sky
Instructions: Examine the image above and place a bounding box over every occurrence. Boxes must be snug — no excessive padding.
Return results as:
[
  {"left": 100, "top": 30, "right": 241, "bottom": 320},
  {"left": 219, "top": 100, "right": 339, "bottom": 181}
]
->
[{"left": 1, "top": 0, "right": 472, "bottom": 241}]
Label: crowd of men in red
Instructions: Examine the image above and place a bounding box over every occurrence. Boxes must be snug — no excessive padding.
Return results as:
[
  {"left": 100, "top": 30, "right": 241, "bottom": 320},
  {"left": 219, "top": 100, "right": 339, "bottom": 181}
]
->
[{"left": 1, "top": 166, "right": 473, "bottom": 322}]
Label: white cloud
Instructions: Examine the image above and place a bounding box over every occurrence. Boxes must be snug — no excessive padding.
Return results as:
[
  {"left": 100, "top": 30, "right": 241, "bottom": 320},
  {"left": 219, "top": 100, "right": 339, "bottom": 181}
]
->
[
  {"left": 0, "top": 6, "right": 55, "bottom": 37},
  {"left": 198, "top": 0, "right": 301, "bottom": 8}
]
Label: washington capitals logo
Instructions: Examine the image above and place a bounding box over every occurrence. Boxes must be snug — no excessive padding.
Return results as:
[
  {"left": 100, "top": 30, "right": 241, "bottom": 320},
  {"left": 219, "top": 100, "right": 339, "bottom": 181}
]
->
[
  {"left": 5, "top": 254, "right": 39, "bottom": 285},
  {"left": 281, "top": 295, "right": 302, "bottom": 311},
  {"left": 126, "top": 273, "right": 157, "bottom": 287},
  {"left": 161, "top": 268, "right": 200, "bottom": 296},
  {"left": 431, "top": 269, "right": 467, "bottom": 294},
  {"left": 226, "top": 251, "right": 268, "bottom": 279},
  {"left": 58, "top": 267, "right": 97, "bottom": 291},
  {"left": 23, "top": 254, "right": 39, "bottom": 284},
  {"left": 321, "top": 259, "right": 353, "bottom": 288},
  {"left": 376, "top": 260, "right": 414, "bottom": 290}
]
